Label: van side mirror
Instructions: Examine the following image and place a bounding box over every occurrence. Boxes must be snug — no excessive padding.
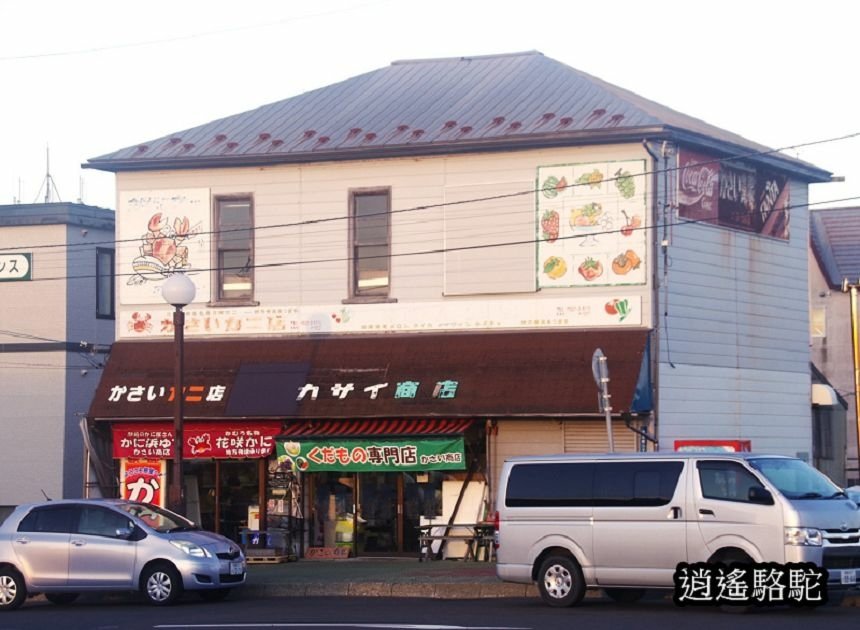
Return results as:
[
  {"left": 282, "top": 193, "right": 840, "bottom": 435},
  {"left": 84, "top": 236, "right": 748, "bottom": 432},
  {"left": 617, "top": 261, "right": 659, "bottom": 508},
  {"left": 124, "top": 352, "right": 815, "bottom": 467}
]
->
[{"left": 748, "top": 486, "right": 774, "bottom": 505}]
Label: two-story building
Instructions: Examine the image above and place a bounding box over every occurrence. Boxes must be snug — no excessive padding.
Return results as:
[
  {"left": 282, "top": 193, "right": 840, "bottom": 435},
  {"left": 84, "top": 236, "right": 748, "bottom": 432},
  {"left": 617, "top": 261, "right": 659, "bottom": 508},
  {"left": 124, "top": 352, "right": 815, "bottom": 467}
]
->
[
  {"left": 0, "top": 202, "right": 115, "bottom": 521},
  {"left": 809, "top": 206, "right": 860, "bottom": 486},
  {"left": 83, "top": 51, "right": 830, "bottom": 555}
]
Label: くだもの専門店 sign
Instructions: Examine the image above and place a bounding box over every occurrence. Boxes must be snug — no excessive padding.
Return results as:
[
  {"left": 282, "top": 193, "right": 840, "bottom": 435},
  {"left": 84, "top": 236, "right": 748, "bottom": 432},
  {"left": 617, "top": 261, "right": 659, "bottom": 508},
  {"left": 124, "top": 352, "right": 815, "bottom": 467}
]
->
[{"left": 275, "top": 437, "right": 466, "bottom": 472}]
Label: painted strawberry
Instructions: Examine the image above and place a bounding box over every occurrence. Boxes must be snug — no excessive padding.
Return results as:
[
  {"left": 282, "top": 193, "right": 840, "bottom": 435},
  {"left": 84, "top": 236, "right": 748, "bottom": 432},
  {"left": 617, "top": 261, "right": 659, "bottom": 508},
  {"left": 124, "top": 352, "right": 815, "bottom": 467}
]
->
[{"left": 540, "top": 210, "right": 560, "bottom": 242}]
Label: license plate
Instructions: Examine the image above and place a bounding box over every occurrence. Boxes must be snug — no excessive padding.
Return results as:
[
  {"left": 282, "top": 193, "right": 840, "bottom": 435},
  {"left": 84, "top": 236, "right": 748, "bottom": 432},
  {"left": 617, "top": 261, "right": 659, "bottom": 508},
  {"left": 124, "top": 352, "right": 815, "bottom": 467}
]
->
[
  {"left": 841, "top": 570, "right": 857, "bottom": 585},
  {"left": 230, "top": 561, "right": 244, "bottom": 575}
]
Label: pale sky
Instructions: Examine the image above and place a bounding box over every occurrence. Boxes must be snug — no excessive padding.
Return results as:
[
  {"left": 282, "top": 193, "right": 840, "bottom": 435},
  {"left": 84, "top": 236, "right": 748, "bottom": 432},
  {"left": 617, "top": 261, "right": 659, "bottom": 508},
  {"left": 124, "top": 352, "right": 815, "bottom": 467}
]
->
[{"left": 2, "top": 0, "right": 859, "bottom": 212}]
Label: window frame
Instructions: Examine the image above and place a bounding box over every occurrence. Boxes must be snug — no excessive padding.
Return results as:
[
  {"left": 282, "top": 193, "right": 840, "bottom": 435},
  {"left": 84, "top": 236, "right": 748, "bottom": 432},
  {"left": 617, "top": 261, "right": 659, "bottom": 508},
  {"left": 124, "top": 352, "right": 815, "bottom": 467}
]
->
[
  {"left": 95, "top": 247, "right": 115, "bottom": 320},
  {"left": 346, "top": 188, "right": 395, "bottom": 303},
  {"left": 697, "top": 460, "right": 768, "bottom": 503},
  {"left": 810, "top": 305, "right": 826, "bottom": 338},
  {"left": 212, "top": 195, "right": 256, "bottom": 305}
]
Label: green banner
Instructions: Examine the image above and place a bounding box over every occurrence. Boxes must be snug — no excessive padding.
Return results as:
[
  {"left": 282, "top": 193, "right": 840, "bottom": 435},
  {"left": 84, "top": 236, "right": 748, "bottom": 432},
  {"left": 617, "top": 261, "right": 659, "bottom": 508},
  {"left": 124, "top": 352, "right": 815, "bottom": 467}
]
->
[{"left": 275, "top": 437, "right": 466, "bottom": 472}]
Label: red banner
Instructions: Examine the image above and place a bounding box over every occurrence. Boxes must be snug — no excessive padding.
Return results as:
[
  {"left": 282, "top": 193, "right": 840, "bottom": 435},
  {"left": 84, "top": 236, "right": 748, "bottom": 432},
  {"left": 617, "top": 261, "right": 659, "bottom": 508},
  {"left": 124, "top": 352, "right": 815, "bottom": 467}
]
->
[
  {"left": 112, "top": 421, "right": 282, "bottom": 459},
  {"left": 120, "top": 457, "right": 166, "bottom": 506}
]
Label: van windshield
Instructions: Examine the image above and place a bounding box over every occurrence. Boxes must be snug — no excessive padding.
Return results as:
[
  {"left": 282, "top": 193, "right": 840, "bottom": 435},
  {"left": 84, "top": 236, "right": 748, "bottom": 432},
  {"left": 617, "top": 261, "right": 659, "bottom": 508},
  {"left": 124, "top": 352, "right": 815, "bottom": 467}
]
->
[{"left": 748, "top": 457, "right": 843, "bottom": 500}]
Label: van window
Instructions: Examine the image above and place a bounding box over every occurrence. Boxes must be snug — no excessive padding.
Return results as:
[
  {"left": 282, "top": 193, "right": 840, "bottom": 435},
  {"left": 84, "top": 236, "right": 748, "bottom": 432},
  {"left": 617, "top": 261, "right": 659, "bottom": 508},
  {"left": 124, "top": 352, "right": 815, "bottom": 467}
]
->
[
  {"left": 505, "top": 460, "right": 683, "bottom": 507},
  {"left": 697, "top": 461, "right": 766, "bottom": 502},
  {"left": 506, "top": 463, "right": 594, "bottom": 507},
  {"left": 593, "top": 461, "right": 683, "bottom": 506}
]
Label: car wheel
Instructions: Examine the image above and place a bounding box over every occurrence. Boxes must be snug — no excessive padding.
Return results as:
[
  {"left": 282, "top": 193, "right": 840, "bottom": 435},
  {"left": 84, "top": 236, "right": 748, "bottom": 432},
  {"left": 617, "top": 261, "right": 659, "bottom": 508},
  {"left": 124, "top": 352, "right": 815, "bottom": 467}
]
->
[
  {"left": 0, "top": 568, "right": 26, "bottom": 612},
  {"left": 604, "top": 588, "right": 646, "bottom": 604},
  {"left": 45, "top": 593, "right": 79, "bottom": 605},
  {"left": 537, "top": 554, "right": 586, "bottom": 607},
  {"left": 199, "top": 588, "right": 231, "bottom": 602},
  {"left": 141, "top": 563, "right": 183, "bottom": 606}
]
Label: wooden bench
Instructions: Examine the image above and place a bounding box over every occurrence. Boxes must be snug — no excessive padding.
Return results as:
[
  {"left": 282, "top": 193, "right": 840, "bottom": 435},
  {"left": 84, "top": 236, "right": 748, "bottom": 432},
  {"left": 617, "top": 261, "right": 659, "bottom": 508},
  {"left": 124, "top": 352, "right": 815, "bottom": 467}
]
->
[{"left": 417, "top": 524, "right": 494, "bottom": 562}]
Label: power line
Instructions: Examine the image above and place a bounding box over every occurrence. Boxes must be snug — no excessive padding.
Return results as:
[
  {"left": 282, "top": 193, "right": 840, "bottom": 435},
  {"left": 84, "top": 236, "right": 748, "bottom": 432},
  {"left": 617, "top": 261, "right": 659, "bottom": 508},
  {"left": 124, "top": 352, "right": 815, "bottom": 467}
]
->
[{"left": 4, "top": 129, "right": 859, "bottom": 255}]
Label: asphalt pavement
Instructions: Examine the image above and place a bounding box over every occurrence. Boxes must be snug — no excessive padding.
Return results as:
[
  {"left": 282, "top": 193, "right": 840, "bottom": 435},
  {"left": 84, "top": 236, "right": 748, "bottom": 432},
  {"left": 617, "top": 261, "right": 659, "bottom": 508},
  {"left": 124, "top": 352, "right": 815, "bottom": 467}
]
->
[{"left": 241, "top": 557, "right": 860, "bottom": 607}]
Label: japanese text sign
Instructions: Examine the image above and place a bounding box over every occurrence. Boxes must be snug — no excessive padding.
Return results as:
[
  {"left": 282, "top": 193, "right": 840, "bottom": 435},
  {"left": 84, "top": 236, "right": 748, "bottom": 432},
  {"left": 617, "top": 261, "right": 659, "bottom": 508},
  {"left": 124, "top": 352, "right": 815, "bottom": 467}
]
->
[
  {"left": 275, "top": 437, "right": 466, "bottom": 472},
  {"left": 0, "top": 253, "right": 32, "bottom": 281},
  {"left": 120, "top": 457, "right": 166, "bottom": 507},
  {"left": 112, "top": 422, "right": 281, "bottom": 459}
]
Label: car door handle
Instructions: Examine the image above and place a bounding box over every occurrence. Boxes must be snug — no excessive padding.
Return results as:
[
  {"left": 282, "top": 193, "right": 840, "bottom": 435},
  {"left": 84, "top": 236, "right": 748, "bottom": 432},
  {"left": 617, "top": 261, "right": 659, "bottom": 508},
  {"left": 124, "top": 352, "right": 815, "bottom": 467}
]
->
[
  {"left": 14, "top": 537, "right": 30, "bottom": 545},
  {"left": 668, "top": 507, "right": 682, "bottom": 519},
  {"left": 71, "top": 539, "right": 87, "bottom": 547},
  {"left": 698, "top": 508, "right": 715, "bottom": 518}
]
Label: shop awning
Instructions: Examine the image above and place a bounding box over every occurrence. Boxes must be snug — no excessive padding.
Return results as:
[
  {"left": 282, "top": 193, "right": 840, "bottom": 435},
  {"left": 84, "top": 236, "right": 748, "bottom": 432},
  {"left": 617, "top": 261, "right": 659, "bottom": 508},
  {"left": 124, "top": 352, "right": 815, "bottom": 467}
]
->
[
  {"left": 279, "top": 418, "right": 473, "bottom": 437},
  {"left": 88, "top": 329, "right": 650, "bottom": 421}
]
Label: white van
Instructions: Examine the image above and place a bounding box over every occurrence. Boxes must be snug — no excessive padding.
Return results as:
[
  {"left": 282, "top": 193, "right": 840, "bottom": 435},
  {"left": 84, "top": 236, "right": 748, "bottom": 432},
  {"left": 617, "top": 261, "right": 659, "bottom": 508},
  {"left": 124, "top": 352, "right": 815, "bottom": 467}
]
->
[{"left": 494, "top": 453, "right": 860, "bottom": 607}]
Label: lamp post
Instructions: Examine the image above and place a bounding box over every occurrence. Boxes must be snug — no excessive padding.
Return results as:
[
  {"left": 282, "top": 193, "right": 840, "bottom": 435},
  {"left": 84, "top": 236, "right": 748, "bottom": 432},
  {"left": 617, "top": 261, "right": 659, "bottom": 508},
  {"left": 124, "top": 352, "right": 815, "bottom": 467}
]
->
[
  {"left": 161, "top": 272, "right": 196, "bottom": 516},
  {"left": 842, "top": 278, "right": 860, "bottom": 482}
]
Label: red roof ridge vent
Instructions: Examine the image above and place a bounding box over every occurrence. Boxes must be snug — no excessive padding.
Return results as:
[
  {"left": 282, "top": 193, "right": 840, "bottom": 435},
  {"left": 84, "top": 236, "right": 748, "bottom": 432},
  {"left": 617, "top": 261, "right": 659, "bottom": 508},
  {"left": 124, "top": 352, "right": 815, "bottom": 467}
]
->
[
  {"left": 136, "top": 145, "right": 149, "bottom": 153},
  {"left": 410, "top": 129, "right": 425, "bottom": 139},
  {"left": 348, "top": 127, "right": 363, "bottom": 139},
  {"left": 258, "top": 132, "right": 271, "bottom": 141},
  {"left": 214, "top": 134, "right": 227, "bottom": 142},
  {"left": 459, "top": 125, "right": 473, "bottom": 134},
  {"left": 395, "top": 124, "right": 409, "bottom": 134},
  {"left": 316, "top": 135, "right": 330, "bottom": 145},
  {"left": 607, "top": 113, "right": 625, "bottom": 127},
  {"left": 363, "top": 132, "right": 377, "bottom": 142},
  {"left": 540, "top": 112, "right": 556, "bottom": 124},
  {"left": 443, "top": 120, "right": 457, "bottom": 129},
  {"left": 490, "top": 116, "right": 505, "bottom": 127},
  {"left": 508, "top": 121, "right": 522, "bottom": 131},
  {"left": 181, "top": 143, "right": 195, "bottom": 151},
  {"left": 558, "top": 116, "right": 573, "bottom": 127},
  {"left": 168, "top": 137, "right": 182, "bottom": 145},
  {"left": 270, "top": 139, "right": 284, "bottom": 147},
  {"left": 302, "top": 130, "right": 317, "bottom": 140},
  {"left": 225, "top": 141, "right": 239, "bottom": 150}
]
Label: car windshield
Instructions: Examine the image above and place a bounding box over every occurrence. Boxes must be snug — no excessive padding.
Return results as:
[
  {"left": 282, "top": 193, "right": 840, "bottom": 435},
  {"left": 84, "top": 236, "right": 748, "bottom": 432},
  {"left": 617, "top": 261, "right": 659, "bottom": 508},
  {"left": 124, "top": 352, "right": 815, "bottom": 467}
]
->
[
  {"left": 117, "top": 502, "right": 198, "bottom": 533},
  {"left": 749, "top": 457, "right": 843, "bottom": 500}
]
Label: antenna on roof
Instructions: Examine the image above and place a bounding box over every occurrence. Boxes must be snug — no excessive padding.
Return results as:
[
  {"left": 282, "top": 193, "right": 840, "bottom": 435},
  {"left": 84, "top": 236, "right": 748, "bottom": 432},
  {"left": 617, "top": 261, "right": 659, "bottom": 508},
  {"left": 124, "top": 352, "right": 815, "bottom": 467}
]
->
[
  {"left": 33, "top": 144, "right": 62, "bottom": 204},
  {"left": 40, "top": 489, "right": 52, "bottom": 501}
]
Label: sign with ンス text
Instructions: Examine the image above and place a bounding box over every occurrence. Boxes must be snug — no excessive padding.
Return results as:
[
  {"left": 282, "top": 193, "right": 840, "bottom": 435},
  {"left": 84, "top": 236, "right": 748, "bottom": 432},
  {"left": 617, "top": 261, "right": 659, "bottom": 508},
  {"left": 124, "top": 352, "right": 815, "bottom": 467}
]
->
[
  {"left": 0, "top": 253, "right": 32, "bottom": 281},
  {"left": 276, "top": 437, "right": 466, "bottom": 472}
]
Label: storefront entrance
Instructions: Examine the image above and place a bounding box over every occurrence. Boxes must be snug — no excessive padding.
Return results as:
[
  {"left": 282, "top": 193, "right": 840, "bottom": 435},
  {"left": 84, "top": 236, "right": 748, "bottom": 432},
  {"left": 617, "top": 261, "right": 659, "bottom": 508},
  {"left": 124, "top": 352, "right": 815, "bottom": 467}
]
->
[
  {"left": 185, "top": 459, "right": 260, "bottom": 542},
  {"left": 310, "top": 471, "right": 442, "bottom": 555}
]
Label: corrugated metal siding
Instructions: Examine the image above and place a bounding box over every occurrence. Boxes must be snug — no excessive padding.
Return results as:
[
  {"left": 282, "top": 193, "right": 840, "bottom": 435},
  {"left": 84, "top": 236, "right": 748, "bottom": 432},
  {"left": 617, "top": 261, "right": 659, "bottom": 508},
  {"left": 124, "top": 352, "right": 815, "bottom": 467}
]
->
[{"left": 656, "top": 178, "right": 813, "bottom": 456}]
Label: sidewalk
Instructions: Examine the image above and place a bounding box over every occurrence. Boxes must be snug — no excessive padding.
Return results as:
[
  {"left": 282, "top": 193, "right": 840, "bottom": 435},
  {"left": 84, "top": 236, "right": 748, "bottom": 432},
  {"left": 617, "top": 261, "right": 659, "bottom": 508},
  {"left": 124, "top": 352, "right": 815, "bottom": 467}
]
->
[{"left": 241, "top": 557, "right": 860, "bottom": 607}]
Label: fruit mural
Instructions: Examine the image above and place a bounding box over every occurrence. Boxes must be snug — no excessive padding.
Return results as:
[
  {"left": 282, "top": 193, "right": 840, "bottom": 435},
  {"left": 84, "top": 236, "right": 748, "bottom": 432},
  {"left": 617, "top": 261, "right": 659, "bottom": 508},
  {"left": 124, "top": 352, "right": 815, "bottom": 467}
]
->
[{"left": 537, "top": 159, "right": 647, "bottom": 288}]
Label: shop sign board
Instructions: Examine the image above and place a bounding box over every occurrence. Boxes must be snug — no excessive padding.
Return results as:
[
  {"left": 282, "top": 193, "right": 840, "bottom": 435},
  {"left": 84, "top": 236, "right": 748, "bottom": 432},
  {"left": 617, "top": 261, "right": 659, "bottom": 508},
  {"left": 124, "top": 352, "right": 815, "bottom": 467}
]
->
[
  {"left": 276, "top": 437, "right": 466, "bottom": 472},
  {"left": 0, "top": 253, "right": 32, "bottom": 281},
  {"left": 120, "top": 457, "right": 166, "bottom": 507},
  {"left": 677, "top": 149, "right": 790, "bottom": 240},
  {"left": 113, "top": 421, "right": 281, "bottom": 459}
]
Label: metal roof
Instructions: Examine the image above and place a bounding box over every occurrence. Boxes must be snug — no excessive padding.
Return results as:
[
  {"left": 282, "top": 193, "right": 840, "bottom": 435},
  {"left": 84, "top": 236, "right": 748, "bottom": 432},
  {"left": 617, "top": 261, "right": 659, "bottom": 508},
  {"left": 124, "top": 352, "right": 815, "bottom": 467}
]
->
[
  {"left": 85, "top": 51, "right": 829, "bottom": 182},
  {"left": 0, "top": 202, "right": 115, "bottom": 229},
  {"left": 810, "top": 206, "right": 860, "bottom": 288}
]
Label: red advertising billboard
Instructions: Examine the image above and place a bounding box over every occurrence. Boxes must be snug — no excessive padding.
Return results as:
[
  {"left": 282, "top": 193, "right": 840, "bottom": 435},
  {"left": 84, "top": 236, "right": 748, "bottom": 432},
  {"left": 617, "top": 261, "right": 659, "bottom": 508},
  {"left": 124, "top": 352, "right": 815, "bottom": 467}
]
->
[{"left": 678, "top": 149, "right": 790, "bottom": 240}]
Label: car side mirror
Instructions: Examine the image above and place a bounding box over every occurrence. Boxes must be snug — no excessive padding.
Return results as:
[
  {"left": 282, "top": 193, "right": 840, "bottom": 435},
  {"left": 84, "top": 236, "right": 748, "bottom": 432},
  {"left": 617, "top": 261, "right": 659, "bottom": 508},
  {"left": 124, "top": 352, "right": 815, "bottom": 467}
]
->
[
  {"left": 115, "top": 521, "right": 136, "bottom": 540},
  {"left": 748, "top": 486, "right": 774, "bottom": 505}
]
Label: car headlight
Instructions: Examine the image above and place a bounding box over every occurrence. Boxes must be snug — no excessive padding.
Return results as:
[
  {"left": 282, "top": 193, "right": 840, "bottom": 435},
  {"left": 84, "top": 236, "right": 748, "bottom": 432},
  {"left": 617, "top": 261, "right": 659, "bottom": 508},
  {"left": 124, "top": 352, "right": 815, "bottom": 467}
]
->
[
  {"left": 170, "top": 540, "right": 211, "bottom": 557},
  {"left": 784, "top": 527, "right": 823, "bottom": 546}
]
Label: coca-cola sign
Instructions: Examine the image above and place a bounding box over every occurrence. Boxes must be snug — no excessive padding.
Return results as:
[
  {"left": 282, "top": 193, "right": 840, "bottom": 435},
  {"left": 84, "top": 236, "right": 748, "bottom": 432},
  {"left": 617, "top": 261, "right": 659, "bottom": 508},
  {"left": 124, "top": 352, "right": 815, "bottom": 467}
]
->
[{"left": 678, "top": 149, "right": 789, "bottom": 240}]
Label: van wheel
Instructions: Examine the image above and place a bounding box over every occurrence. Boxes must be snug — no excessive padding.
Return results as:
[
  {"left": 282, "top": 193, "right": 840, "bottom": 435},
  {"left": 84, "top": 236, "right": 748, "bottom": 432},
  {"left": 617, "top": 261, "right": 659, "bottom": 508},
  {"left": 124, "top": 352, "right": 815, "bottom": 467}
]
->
[
  {"left": 717, "top": 551, "right": 753, "bottom": 614},
  {"left": 0, "top": 568, "right": 27, "bottom": 611},
  {"left": 537, "top": 555, "right": 585, "bottom": 607},
  {"left": 141, "top": 563, "right": 183, "bottom": 606},
  {"left": 604, "top": 588, "right": 645, "bottom": 604}
]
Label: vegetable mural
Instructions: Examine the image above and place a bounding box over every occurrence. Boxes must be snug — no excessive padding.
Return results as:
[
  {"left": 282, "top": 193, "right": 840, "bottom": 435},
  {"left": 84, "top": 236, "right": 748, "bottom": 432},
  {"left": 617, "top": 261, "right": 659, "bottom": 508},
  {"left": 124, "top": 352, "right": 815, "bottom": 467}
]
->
[{"left": 536, "top": 160, "right": 647, "bottom": 288}]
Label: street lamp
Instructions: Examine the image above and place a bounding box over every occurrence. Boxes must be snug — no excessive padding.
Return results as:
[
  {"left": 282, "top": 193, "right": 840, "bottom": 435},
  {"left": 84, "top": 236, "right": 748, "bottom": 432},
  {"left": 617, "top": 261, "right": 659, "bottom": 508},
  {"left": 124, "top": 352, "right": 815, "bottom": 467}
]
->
[{"left": 162, "top": 272, "right": 196, "bottom": 516}]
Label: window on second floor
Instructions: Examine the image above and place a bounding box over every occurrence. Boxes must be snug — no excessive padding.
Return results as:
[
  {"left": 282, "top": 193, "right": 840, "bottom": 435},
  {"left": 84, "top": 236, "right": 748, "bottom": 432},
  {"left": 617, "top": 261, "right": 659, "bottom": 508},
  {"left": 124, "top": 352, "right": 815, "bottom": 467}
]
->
[
  {"left": 350, "top": 189, "right": 390, "bottom": 298},
  {"left": 215, "top": 197, "right": 254, "bottom": 302},
  {"left": 96, "top": 247, "right": 115, "bottom": 319},
  {"left": 810, "top": 306, "right": 826, "bottom": 338}
]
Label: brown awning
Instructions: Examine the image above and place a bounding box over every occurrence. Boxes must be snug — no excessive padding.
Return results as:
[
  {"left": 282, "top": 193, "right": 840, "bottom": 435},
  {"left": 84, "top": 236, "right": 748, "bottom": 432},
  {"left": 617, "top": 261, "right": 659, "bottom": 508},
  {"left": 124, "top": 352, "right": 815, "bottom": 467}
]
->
[
  {"left": 279, "top": 418, "right": 474, "bottom": 437},
  {"left": 87, "top": 329, "right": 649, "bottom": 421}
]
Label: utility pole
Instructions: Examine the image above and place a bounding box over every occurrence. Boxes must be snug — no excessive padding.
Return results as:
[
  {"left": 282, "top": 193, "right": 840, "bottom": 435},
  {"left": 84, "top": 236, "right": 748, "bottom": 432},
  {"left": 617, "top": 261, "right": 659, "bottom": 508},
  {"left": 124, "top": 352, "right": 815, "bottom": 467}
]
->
[{"left": 841, "top": 278, "right": 860, "bottom": 483}]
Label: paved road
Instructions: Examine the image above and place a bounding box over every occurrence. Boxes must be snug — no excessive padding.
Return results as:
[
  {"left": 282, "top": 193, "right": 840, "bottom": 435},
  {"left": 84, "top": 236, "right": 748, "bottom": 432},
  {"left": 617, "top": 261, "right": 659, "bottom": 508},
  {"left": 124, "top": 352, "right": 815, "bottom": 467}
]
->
[{"left": 1, "top": 594, "right": 856, "bottom": 630}]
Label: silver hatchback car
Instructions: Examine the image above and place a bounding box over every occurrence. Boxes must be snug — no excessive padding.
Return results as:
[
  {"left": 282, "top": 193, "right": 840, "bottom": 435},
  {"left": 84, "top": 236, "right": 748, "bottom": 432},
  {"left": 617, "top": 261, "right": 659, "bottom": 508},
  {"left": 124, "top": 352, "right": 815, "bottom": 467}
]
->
[{"left": 0, "top": 498, "right": 246, "bottom": 611}]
